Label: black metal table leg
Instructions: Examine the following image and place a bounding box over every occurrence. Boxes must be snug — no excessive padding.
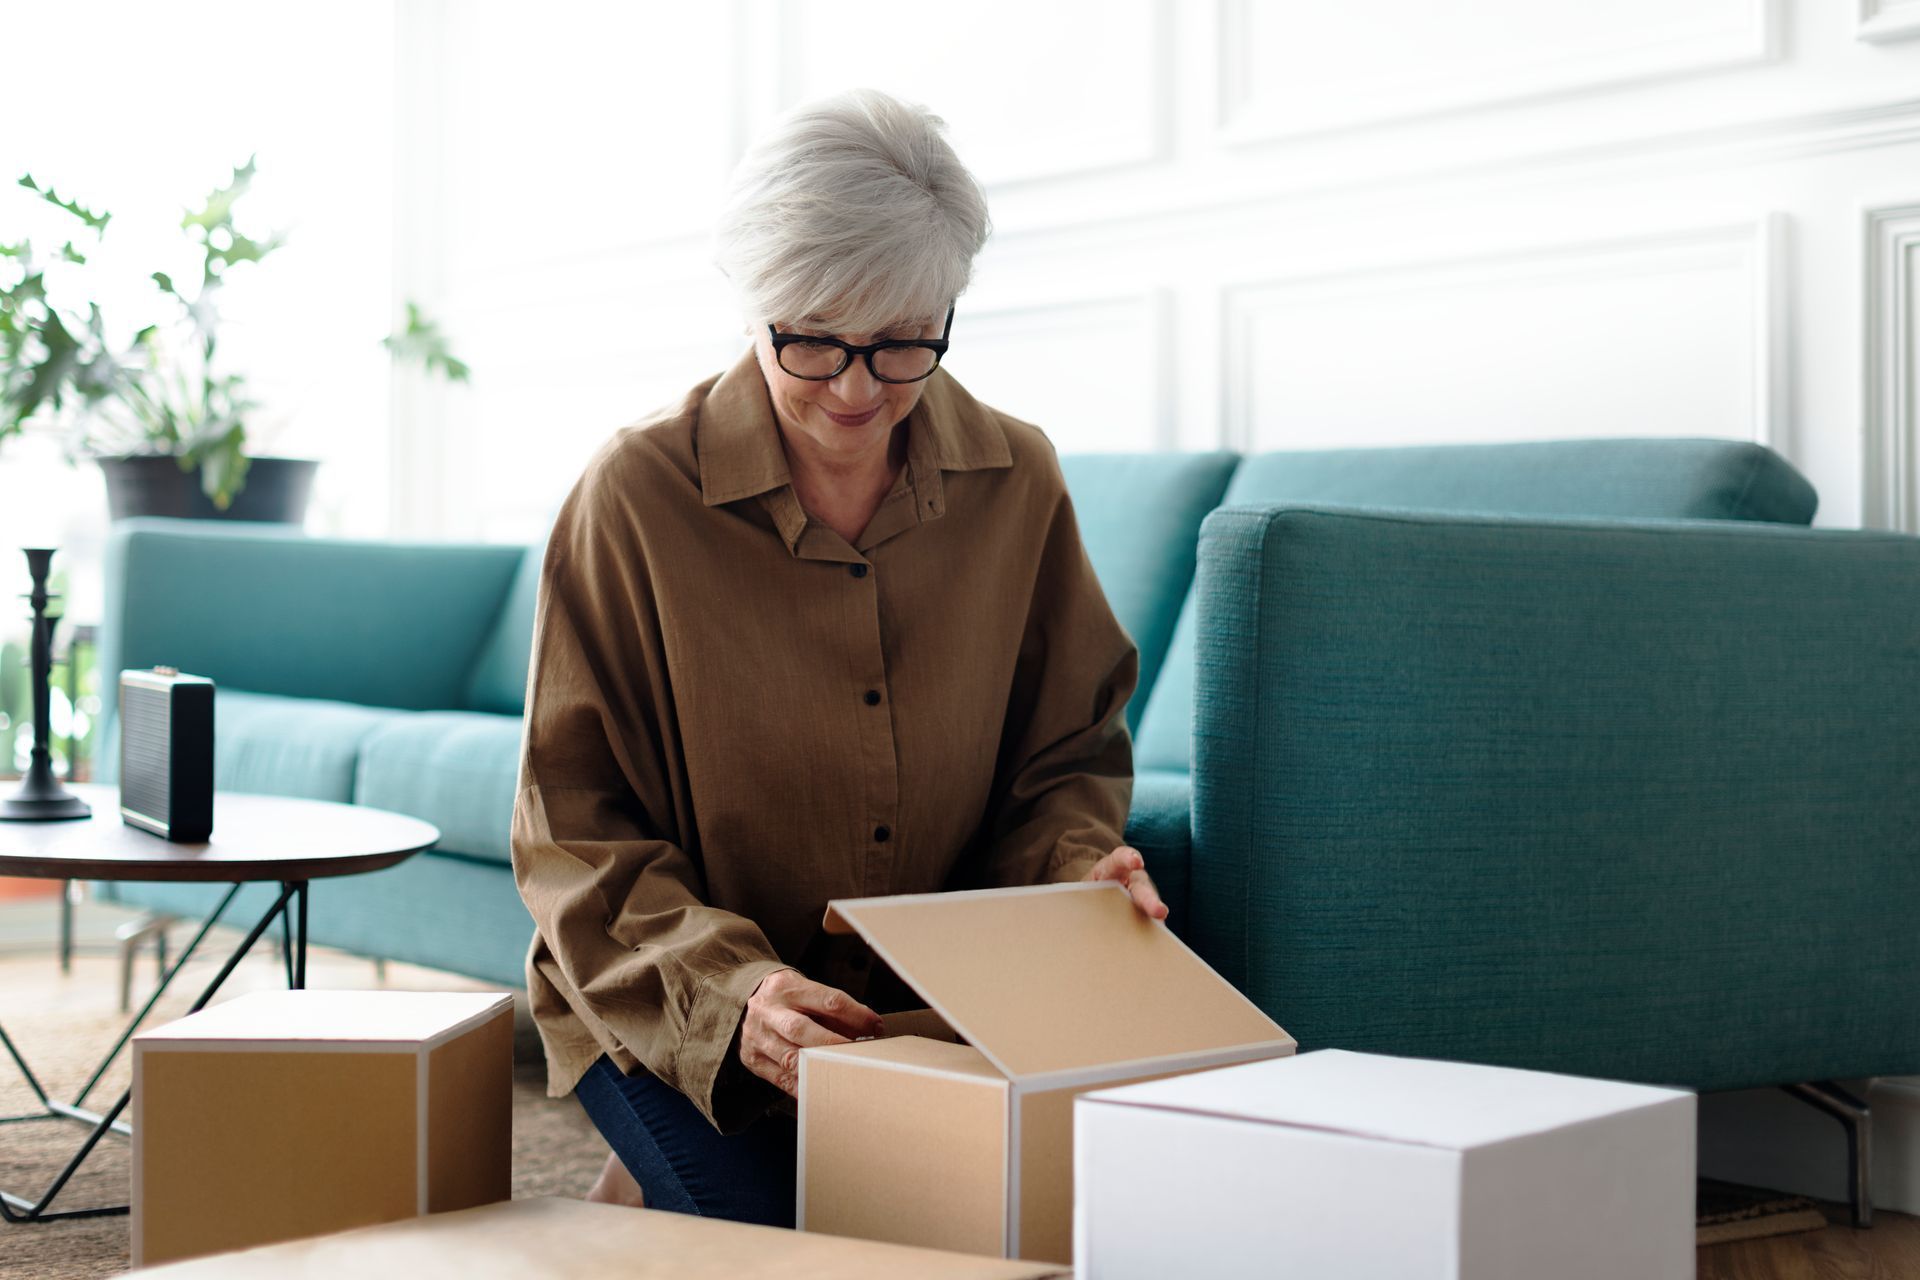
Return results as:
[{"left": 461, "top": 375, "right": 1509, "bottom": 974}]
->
[
  {"left": 293, "top": 881, "right": 308, "bottom": 990},
  {"left": 69, "top": 885, "right": 243, "bottom": 1114},
  {"left": 1781, "top": 1080, "right": 1874, "bottom": 1229},
  {"left": 0, "top": 882, "right": 302, "bottom": 1222}
]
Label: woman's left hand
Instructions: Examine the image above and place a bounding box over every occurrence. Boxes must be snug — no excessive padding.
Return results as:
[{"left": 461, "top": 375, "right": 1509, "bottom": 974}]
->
[{"left": 1084, "top": 846, "right": 1168, "bottom": 921}]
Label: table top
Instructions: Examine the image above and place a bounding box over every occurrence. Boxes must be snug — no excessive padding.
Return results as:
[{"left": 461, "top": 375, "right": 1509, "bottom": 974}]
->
[{"left": 0, "top": 783, "right": 439, "bottom": 883}]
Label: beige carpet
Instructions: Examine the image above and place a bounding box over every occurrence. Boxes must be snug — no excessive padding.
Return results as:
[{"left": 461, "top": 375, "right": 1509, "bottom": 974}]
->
[{"left": 0, "top": 923, "right": 607, "bottom": 1279}]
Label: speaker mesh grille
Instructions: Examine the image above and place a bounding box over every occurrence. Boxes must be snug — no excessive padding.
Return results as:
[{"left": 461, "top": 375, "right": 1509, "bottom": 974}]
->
[{"left": 120, "top": 684, "right": 172, "bottom": 823}]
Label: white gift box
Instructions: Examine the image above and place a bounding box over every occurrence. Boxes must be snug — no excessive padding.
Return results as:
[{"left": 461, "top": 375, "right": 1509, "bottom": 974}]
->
[{"left": 1073, "top": 1049, "right": 1696, "bottom": 1280}]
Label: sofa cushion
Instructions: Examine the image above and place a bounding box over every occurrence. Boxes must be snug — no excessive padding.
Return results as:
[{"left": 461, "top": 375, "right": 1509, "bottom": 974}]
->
[
  {"left": 1060, "top": 453, "right": 1239, "bottom": 732},
  {"left": 1132, "top": 438, "right": 1821, "bottom": 772},
  {"left": 464, "top": 545, "right": 544, "bottom": 716},
  {"left": 1123, "top": 767, "right": 1193, "bottom": 926},
  {"left": 353, "top": 711, "right": 524, "bottom": 866},
  {"left": 183, "top": 689, "right": 409, "bottom": 801}
]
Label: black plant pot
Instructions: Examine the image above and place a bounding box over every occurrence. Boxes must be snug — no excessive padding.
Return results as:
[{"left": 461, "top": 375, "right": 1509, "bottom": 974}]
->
[{"left": 98, "top": 455, "right": 319, "bottom": 524}]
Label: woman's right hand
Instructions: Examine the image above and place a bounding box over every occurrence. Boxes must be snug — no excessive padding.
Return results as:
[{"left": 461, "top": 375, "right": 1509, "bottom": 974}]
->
[{"left": 741, "top": 968, "right": 884, "bottom": 1098}]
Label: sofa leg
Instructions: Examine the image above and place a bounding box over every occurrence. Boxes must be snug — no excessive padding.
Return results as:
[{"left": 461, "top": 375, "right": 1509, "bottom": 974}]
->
[
  {"left": 113, "top": 913, "right": 177, "bottom": 1014},
  {"left": 1781, "top": 1080, "right": 1872, "bottom": 1228}
]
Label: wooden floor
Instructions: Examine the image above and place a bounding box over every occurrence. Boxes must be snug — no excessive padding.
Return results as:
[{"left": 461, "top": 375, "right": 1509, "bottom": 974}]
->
[{"left": 1697, "top": 1204, "right": 1920, "bottom": 1279}]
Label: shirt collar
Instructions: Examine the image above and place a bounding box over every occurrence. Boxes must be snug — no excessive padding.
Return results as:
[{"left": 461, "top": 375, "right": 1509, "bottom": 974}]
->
[{"left": 695, "top": 345, "right": 1013, "bottom": 519}]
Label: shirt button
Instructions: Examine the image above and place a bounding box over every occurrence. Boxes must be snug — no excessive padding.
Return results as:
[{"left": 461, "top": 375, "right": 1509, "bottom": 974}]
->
[
  {"left": 873, "top": 825, "right": 891, "bottom": 843},
  {"left": 863, "top": 689, "right": 881, "bottom": 706},
  {"left": 848, "top": 563, "right": 868, "bottom": 579}
]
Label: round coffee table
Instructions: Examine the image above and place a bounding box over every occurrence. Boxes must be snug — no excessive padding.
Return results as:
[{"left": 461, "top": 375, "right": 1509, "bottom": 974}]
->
[{"left": 0, "top": 782, "right": 440, "bottom": 1223}]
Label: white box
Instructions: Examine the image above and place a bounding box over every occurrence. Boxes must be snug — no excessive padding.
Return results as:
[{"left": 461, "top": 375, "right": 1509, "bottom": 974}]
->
[{"left": 1074, "top": 1049, "right": 1696, "bottom": 1280}]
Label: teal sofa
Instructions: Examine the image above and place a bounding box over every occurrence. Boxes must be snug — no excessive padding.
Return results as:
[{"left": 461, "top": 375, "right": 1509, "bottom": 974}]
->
[{"left": 96, "top": 436, "right": 1920, "bottom": 1097}]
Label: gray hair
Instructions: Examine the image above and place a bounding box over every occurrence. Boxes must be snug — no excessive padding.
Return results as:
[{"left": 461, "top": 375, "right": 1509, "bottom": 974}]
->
[{"left": 714, "top": 88, "right": 991, "bottom": 335}]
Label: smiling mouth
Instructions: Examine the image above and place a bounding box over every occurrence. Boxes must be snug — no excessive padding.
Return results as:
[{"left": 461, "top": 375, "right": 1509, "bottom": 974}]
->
[{"left": 823, "top": 404, "right": 883, "bottom": 426}]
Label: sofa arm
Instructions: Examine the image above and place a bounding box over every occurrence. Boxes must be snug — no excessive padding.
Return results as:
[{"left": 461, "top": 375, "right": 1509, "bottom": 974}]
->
[
  {"left": 98, "top": 518, "right": 525, "bottom": 726},
  {"left": 1189, "top": 503, "right": 1920, "bottom": 1092}
]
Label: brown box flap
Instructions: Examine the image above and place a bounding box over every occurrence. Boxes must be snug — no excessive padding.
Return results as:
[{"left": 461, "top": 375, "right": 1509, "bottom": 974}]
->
[{"left": 824, "top": 882, "right": 1291, "bottom": 1084}]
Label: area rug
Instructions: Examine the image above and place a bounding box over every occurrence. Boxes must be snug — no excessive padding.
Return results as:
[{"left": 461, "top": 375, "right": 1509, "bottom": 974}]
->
[
  {"left": 1697, "top": 1177, "right": 1831, "bottom": 1247},
  {"left": 0, "top": 942, "right": 605, "bottom": 1280}
]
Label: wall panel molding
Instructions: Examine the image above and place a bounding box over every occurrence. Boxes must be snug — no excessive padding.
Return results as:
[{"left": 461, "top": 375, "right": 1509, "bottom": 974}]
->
[
  {"left": 1864, "top": 203, "right": 1920, "bottom": 531},
  {"left": 950, "top": 291, "right": 1175, "bottom": 451},
  {"left": 1220, "top": 216, "right": 1787, "bottom": 453},
  {"left": 390, "top": 0, "right": 453, "bottom": 540},
  {"left": 987, "top": 96, "right": 1920, "bottom": 261},
  {"left": 1217, "top": 0, "right": 1777, "bottom": 146},
  {"left": 752, "top": 0, "right": 1174, "bottom": 189},
  {"left": 1858, "top": 0, "right": 1920, "bottom": 44}
]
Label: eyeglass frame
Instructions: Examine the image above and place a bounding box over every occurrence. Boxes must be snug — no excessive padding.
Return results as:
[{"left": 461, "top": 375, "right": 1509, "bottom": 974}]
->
[{"left": 766, "top": 304, "right": 956, "bottom": 383}]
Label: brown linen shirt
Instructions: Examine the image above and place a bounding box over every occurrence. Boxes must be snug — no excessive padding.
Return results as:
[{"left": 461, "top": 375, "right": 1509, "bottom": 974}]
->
[{"left": 510, "top": 346, "right": 1138, "bottom": 1132}]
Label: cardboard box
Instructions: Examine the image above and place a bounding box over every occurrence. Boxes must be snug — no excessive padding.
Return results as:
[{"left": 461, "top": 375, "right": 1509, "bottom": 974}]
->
[
  {"left": 132, "top": 989, "right": 514, "bottom": 1268},
  {"left": 798, "top": 881, "right": 1294, "bottom": 1264},
  {"left": 1074, "top": 1049, "right": 1697, "bottom": 1279},
  {"left": 129, "top": 1196, "right": 1071, "bottom": 1278}
]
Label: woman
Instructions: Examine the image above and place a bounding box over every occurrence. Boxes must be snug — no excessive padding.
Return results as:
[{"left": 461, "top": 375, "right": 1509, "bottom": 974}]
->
[{"left": 509, "top": 88, "right": 1164, "bottom": 1227}]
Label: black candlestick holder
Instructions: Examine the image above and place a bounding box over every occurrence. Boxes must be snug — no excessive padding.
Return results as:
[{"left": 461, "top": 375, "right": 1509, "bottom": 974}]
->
[{"left": 1, "top": 548, "right": 92, "bottom": 821}]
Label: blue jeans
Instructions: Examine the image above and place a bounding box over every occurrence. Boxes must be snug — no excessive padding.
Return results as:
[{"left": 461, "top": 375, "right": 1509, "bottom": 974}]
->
[{"left": 573, "top": 1054, "right": 796, "bottom": 1227}]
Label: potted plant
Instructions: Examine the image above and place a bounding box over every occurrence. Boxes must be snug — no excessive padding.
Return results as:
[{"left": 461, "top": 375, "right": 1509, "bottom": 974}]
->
[{"left": 1, "top": 159, "right": 466, "bottom": 522}]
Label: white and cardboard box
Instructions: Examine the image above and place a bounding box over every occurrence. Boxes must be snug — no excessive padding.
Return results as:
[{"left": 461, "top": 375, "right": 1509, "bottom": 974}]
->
[
  {"left": 132, "top": 990, "right": 514, "bottom": 1268},
  {"left": 1074, "top": 1048, "right": 1697, "bottom": 1280},
  {"left": 131, "top": 1197, "right": 1070, "bottom": 1279},
  {"left": 798, "top": 882, "right": 1295, "bottom": 1265}
]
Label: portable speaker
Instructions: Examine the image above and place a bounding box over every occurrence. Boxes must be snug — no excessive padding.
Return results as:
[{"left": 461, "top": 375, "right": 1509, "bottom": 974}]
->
[{"left": 119, "top": 667, "right": 215, "bottom": 842}]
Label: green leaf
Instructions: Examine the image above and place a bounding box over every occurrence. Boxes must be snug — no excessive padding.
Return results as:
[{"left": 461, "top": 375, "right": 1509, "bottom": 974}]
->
[
  {"left": 205, "top": 227, "right": 289, "bottom": 277},
  {"left": 1, "top": 308, "right": 82, "bottom": 428},
  {"left": 59, "top": 241, "right": 86, "bottom": 265},
  {"left": 8, "top": 270, "right": 47, "bottom": 307},
  {"left": 190, "top": 423, "right": 250, "bottom": 509},
  {"left": 180, "top": 156, "right": 258, "bottom": 233},
  {"left": 384, "top": 299, "right": 471, "bottom": 384},
  {"left": 18, "top": 174, "right": 111, "bottom": 233}
]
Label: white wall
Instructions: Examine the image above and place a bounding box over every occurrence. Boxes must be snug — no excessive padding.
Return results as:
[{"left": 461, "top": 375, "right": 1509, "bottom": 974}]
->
[
  {"left": 395, "top": 0, "right": 1920, "bottom": 542},
  {"left": 0, "top": 1, "right": 394, "bottom": 623}
]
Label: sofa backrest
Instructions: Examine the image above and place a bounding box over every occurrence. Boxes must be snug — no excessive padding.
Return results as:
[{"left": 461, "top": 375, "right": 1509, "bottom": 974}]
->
[
  {"left": 466, "top": 452, "right": 1245, "bottom": 723},
  {"left": 1058, "top": 452, "right": 1240, "bottom": 732},
  {"left": 1131, "top": 438, "right": 1819, "bottom": 773},
  {"left": 1186, "top": 505, "right": 1919, "bottom": 1089},
  {"left": 465, "top": 546, "right": 544, "bottom": 715},
  {"left": 463, "top": 439, "right": 1818, "bottom": 739},
  {"left": 101, "top": 518, "right": 525, "bottom": 729}
]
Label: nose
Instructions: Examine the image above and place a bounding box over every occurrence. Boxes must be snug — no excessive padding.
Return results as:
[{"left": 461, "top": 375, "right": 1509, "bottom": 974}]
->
[{"left": 829, "top": 356, "right": 881, "bottom": 407}]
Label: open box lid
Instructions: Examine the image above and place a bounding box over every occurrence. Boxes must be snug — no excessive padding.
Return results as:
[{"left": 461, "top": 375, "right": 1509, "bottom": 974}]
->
[{"left": 823, "top": 882, "right": 1292, "bottom": 1087}]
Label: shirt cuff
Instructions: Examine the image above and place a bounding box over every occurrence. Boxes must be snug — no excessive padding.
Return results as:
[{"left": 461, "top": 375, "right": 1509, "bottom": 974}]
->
[{"left": 681, "top": 958, "right": 795, "bottom": 1134}]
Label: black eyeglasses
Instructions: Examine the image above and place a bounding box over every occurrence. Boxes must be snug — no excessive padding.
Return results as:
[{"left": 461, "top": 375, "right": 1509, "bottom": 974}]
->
[{"left": 768, "top": 305, "right": 955, "bottom": 383}]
